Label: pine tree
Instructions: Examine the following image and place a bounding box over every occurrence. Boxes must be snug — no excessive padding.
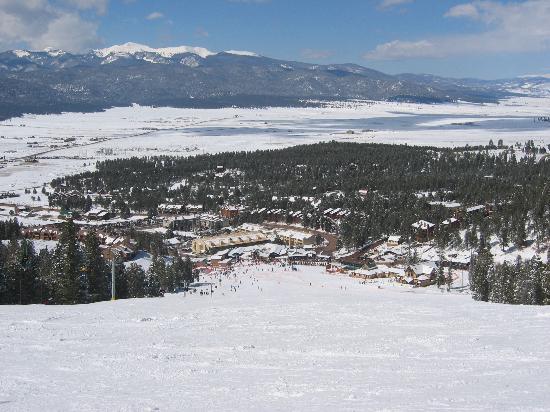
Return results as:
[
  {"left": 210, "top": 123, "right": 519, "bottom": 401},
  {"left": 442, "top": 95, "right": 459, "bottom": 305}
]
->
[
  {"left": 2, "top": 240, "right": 23, "bottom": 304},
  {"left": 470, "top": 245, "right": 493, "bottom": 302},
  {"left": 37, "top": 248, "right": 54, "bottom": 304},
  {"left": 446, "top": 267, "right": 453, "bottom": 291},
  {"left": 114, "top": 261, "right": 128, "bottom": 299},
  {"left": 169, "top": 256, "right": 187, "bottom": 292},
  {"left": 53, "top": 220, "right": 84, "bottom": 304},
  {"left": 146, "top": 254, "right": 164, "bottom": 297},
  {"left": 83, "top": 231, "right": 109, "bottom": 302},
  {"left": 126, "top": 263, "right": 146, "bottom": 298},
  {"left": 184, "top": 257, "right": 195, "bottom": 285},
  {"left": 541, "top": 263, "right": 550, "bottom": 305}
]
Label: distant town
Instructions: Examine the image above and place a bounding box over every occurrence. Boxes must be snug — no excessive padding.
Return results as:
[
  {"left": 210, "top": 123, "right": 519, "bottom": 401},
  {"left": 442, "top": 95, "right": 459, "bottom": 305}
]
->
[{"left": 1, "top": 141, "right": 548, "bottom": 305}]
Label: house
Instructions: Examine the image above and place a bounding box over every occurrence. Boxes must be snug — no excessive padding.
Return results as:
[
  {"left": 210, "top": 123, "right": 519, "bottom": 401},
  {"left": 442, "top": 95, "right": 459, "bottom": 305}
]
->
[
  {"left": 412, "top": 220, "right": 435, "bottom": 242},
  {"left": 84, "top": 208, "right": 110, "bottom": 221},
  {"left": 186, "top": 204, "right": 204, "bottom": 214},
  {"left": 351, "top": 264, "right": 405, "bottom": 280},
  {"left": 198, "top": 214, "right": 228, "bottom": 231},
  {"left": 428, "top": 201, "right": 462, "bottom": 211},
  {"left": 158, "top": 204, "right": 185, "bottom": 214},
  {"left": 165, "top": 215, "right": 198, "bottom": 231},
  {"left": 405, "top": 262, "right": 437, "bottom": 286},
  {"left": 465, "top": 205, "right": 486, "bottom": 217},
  {"left": 358, "top": 189, "right": 369, "bottom": 198},
  {"left": 441, "top": 217, "right": 460, "bottom": 230},
  {"left": 276, "top": 229, "right": 316, "bottom": 248},
  {"left": 287, "top": 248, "right": 316, "bottom": 261},
  {"left": 22, "top": 226, "right": 60, "bottom": 241},
  {"left": 192, "top": 231, "right": 268, "bottom": 254},
  {"left": 101, "top": 244, "right": 136, "bottom": 261},
  {"left": 220, "top": 205, "right": 245, "bottom": 219},
  {"left": 386, "top": 235, "right": 402, "bottom": 247},
  {"left": 323, "top": 208, "right": 351, "bottom": 220}
]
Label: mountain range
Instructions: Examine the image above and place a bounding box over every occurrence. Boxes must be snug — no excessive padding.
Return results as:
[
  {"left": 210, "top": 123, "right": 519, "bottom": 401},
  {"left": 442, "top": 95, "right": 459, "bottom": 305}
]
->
[{"left": 0, "top": 42, "right": 548, "bottom": 120}]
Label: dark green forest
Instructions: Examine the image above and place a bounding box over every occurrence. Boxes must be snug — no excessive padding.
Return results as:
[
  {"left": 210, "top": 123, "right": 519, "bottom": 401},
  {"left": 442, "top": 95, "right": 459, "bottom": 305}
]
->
[
  {"left": 51, "top": 141, "right": 550, "bottom": 249},
  {"left": 0, "top": 221, "right": 194, "bottom": 305}
]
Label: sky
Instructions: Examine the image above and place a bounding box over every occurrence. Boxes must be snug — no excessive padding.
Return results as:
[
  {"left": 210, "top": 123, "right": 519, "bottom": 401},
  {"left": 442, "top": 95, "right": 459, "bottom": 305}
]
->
[{"left": 1, "top": 0, "right": 550, "bottom": 79}]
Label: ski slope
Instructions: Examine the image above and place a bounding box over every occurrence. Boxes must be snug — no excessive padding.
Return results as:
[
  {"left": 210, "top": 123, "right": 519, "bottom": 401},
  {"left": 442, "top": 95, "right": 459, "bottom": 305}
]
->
[{"left": 1, "top": 264, "right": 549, "bottom": 411}]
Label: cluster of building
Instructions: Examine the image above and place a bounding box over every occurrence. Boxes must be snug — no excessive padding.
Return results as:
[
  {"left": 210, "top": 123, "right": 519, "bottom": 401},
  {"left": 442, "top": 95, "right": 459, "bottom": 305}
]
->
[
  {"left": 21, "top": 224, "right": 137, "bottom": 261},
  {"left": 411, "top": 202, "right": 493, "bottom": 242}
]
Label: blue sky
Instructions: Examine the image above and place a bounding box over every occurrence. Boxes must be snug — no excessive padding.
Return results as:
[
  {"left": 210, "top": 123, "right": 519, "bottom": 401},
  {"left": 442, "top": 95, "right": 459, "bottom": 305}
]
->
[{"left": 2, "top": 0, "right": 550, "bottom": 79}]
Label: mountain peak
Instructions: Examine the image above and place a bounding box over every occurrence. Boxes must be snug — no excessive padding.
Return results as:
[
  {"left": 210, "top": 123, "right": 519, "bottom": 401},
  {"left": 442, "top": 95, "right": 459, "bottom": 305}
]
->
[{"left": 93, "top": 42, "right": 259, "bottom": 59}]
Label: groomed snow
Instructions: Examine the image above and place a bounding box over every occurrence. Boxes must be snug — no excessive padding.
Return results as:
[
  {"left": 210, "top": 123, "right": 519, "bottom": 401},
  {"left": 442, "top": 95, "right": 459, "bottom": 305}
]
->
[{"left": 1, "top": 264, "right": 549, "bottom": 410}]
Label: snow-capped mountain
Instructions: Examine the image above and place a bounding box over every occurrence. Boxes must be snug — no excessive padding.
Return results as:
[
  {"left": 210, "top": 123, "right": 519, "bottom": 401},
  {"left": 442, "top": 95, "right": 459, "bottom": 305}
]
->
[
  {"left": 0, "top": 42, "right": 510, "bottom": 120},
  {"left": 94, "top": 42, "right": 216, "bottom": 59},
  {"left": 94, "top": 42, "right": 258, "bottom": 61},
  {"left": 397, "top": 72, "right": 550, "bottom": 98}
]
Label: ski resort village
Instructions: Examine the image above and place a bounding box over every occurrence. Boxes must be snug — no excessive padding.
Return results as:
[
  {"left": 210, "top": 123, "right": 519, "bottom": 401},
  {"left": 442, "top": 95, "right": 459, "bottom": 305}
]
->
[
  {"left": 2, "top": 9, "right": 550, "bottom": 404},
  {"left": 1, "top": 98, "right": 550, "bottom": 410}
]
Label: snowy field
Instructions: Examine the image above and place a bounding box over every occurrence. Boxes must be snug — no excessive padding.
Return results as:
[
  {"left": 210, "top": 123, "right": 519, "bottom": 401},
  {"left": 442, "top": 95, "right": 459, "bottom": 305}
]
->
[
  {"left": 1, "top": 264, "right": 550, "bottom": 411},
  {"left": 1, "top": 96, "right": 550, "bottom": 207}
]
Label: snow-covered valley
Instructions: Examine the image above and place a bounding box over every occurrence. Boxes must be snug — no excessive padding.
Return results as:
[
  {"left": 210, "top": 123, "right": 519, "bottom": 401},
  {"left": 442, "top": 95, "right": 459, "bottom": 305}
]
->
[
  {"left": 1, "top": 97, "right": 549, "bottom": 207},
  {"left": 1, "top": 264, "right": 550, "bottom": 411}
]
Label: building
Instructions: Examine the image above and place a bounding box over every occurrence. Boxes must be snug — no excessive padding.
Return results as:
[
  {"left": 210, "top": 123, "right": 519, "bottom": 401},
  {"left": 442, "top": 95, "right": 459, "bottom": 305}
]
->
[
  {"left": 84, "top": 208, "right": 111, "bottom": 221},
  {"left": 441, "top": 217, "right": 460, "bottom": 230},
  {"left": 405, "top": 262, "right": 437, "bottom": 286},
  {"left": 158, "top": 204, "right": 185, "bottom": 214},
  {"left": 220, "top": 205, "right": 245, "bottom": 219},
  {"left": 22, "top": 226, "right": 60, "bottom": 241},
  {"left": 412, "top": 220, "right": 435, "bottom": 242},
  {"left": 198, "top": 214, "right": 228, "bottom": 231},
  {"left": 276, "top": 229, "right": 316, "bottom": 248},
  {"left": 101, "top": 244, "right": 136, "bottom": 261},
  {"left": 192, "top": 231, "right": 268, "bottom": 254},
  {"left": 323, "top": 208, "right": 351, "bottom": 220},
  {"left": 186, "top": 204, "right": 204, "bottom": 214},
  {"left": 386, "top": 235, "right": 402, "bottom": 247},
  {"left": 465, "top": 205, "right": 486, "bottom": 217},
  {"left": 164, "top": 215, "right": 198, "bottom": 231}
]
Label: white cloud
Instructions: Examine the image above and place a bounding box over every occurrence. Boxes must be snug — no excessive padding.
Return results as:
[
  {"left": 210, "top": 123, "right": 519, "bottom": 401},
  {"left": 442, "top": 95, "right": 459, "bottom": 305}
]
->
[
  {"left": 146, "top": 11, "right": 164, "bottom": 20},
  {"left": 444, "top": 3, "right": 480, "bottom": 19},
  {"left": 36, "top": 12, "right": 100, "bottom": 51},
  {"left": 0, "top": 0, "right": 103, "bottom": 52},
  {"left": 63, "top": 0, "right": 108, "bottom": 14},
  {"left": 365, "top": 0, "right": 550, "bottom": 60},
  {"left": 378, "top": 0, "right": 414, "bottom": 10},
  {"left": 365, "top": 40, "right": 438, "bottom": 59}
]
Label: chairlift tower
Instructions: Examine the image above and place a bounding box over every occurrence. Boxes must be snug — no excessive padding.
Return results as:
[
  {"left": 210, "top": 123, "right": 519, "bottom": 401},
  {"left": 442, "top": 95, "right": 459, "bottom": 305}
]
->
[{"left": 111, "top": 255, "right": 116, "bottom": 300}]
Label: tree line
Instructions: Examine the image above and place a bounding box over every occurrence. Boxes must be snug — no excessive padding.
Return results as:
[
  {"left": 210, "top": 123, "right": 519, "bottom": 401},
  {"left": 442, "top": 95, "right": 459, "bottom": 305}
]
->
[
  {"left": 0, "top": 220, "right": 195, "bottom": 305},
  {"left": 48, "top": 142, "right": 549, "bottom": 250},
  {"left": 470, "top": 243, "right": 550, "bottom": 305}
]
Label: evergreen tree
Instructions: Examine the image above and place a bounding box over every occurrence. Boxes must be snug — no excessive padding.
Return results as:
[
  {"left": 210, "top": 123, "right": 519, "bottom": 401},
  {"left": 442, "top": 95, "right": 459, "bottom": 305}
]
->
[
  {"left": 52, "top": 220, "right": 84, "bottom": 304},
  {"left": 126, "top": 263, "right": 146, "bottom": 298},
  {"left": 169, "top": 256, "right": 187, "bottom": 292},
  {"left": 446, "top": 267, "right": 453, "bottom": 291},
  {"left": 114, "top": 261, "right": 128, "bottom": 299},
  {"left": 146, "top": 254, "right": 164, "bottom": 297},
  {"left": 470, "top": 245, "right": 493, "bottom": 302},
  {"left": 83, "top": 231, "right": 109, "bottom": 302}
]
